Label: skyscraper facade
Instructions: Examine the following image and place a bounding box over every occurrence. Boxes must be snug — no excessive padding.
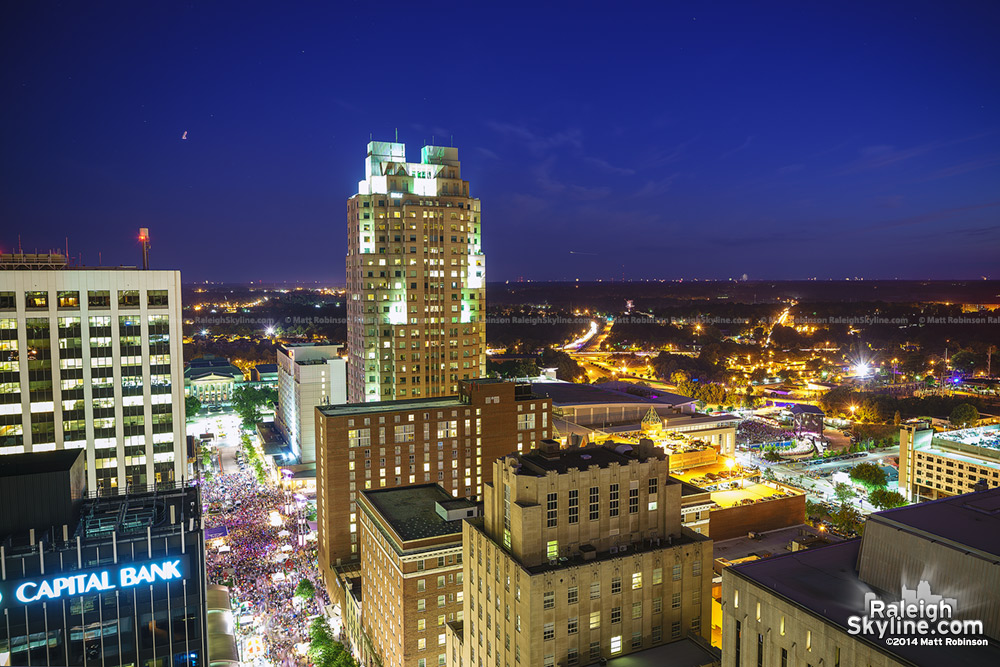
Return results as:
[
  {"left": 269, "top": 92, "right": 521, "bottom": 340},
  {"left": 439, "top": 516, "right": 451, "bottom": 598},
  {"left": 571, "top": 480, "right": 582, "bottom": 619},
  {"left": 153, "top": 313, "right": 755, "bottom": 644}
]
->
[
  {"left": 0, "top": 254, "right": 187, "bottom": 490},
  {"left": 346, "top": 141, "right": 485, "bottom": 403}
]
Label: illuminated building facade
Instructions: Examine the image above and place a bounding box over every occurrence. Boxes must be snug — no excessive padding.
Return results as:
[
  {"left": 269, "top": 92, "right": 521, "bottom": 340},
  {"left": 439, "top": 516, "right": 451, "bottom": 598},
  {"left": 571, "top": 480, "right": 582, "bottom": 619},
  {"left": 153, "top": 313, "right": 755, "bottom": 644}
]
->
[
  {"left": 0, "top": 258, "right": 187, "bottom": 490},
  {"left": 450, "top": 440, "right": 714, "bottom": 667},
  {"left": 0, "top": 450, "right": 207, "bottom": 667},
  {"left": 898, "top": 422, "right": 1000, "bottom": 501},
  {"left": 346, "top": 141, "right": 485, "bottom": 403},
  {"left": 316, "top": 380, "right": 551, "bottom": 570},
  {"left": 274, "top": 342, "right": 346, "bottom": 464}
]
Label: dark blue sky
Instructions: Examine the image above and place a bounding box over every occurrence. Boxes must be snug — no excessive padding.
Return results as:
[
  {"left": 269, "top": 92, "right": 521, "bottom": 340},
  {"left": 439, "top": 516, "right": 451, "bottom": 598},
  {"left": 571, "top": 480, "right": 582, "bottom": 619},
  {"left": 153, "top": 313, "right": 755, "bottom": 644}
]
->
[{"left": 2, "top": 1, "right": 998, "bottom": 282}]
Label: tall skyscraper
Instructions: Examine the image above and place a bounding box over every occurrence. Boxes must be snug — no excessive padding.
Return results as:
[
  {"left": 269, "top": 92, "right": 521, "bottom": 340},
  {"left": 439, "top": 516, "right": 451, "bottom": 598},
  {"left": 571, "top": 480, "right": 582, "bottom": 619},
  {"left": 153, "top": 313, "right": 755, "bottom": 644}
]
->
[
  {"left": 346, "top": 141, "right": 486, "bottom": 403},
  {"left": 0, "top": 253, "right": 187, "bottom": 491}
]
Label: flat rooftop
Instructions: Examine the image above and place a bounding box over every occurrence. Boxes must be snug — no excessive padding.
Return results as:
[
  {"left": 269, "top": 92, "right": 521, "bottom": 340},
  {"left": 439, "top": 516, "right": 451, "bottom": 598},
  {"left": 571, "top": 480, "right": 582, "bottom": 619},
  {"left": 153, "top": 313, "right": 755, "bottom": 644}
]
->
[
  {"left": 604, "top": 637, "right": 720, "bottom": 666},
  {"left": 530, "top": 382, "right": 693, "bottom": 407},
  {"left": 362, "top": 484, "right": 466, "bottom": 544},
  {"left": 713, "top": 524, "right": 840, "bottom": 563},
  {"left": 515, "top": 444, "right": 664, "bottom": 476},
  {"left": 319, "top": 396, "right": 464, "bottom": 417},
  {"left": 730, "top": 541, "right": 1000, "bottom": 666},
  {"left": 0, "top": 449, "right": 82, "bottom": 478},
  {"left": 868, "top": 487, "right": 1000, "bottom": 559}
]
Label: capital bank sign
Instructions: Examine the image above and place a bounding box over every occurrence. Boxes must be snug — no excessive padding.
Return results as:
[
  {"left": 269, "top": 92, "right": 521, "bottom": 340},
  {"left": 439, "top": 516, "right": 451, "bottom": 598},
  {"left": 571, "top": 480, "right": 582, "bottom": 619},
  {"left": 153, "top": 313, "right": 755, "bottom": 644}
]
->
[{"left": 0, "top": 558, "right": 185, "bottom": 608}]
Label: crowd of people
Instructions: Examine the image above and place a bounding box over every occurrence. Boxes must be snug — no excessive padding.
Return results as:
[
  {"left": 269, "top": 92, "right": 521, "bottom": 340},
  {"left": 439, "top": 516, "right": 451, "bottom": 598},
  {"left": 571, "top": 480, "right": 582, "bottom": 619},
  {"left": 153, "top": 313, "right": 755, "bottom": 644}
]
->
[
  {"left": 737, "top": 417, "right": 796, "bottom": 445},
  {"left": 203, "top": 451, "right": 330, "bottom": 667}
]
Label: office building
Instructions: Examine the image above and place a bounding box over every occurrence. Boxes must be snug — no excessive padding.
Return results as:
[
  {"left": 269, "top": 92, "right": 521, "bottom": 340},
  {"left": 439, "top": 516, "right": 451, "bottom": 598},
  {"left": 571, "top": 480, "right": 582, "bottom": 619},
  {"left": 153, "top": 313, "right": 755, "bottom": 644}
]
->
[
  {"left": 346, "top": 141, "right": 485, "bottom": 403},
  {"left": 450, "top": 439, "right": 714, "bottom": 667},
  {"left": 352, "top": 484, "right": 476, "bottom": 667},
  {"left": 721, "top": 488, "right": 1000, "bottom": 667},
  {"left": 274, "top": 342, "right": 346, "bottom": 463},
  {"left": 0, "top": 450, "right": 207, "bottom": 667},
  {"left": 898, "top": 422, "right": 1000, "bottom": 501},
  {"left": 0, "top": 254, "right": 187, "bottom": 490},
  {"left": 317, "top": 379, "right": 551, "bottom": 570}
]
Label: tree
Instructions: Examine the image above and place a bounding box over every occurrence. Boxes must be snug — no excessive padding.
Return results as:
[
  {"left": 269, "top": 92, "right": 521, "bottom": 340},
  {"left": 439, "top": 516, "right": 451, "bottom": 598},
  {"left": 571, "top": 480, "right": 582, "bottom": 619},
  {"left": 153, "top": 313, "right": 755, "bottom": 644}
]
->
[
  {"left": 950, "top": 403, "right": 980, "bottom": 429},
  {"left": 869, "top": 488, "right": 907, "bottom": 510},
  {"left": 833, "top": 482, "right": 855, "bottom": 504},
  {"left": 185, "top": 395, "right": 202, "bottom": 419},
  {"left": 849, "top": 462, "right": 887, "bottom": 489},
  {"left": 231, "top": 385, "right": 277, "bottom": 430},
  {"left": 763, "top": 451, "right": 783, "bottom": 463},
  {"left": 831, "top": 503, "right": 863, "bottom": 535},
  {"left": 893, "top": 410, "right": 902, "bottom": 427},
  {"left": 295, "top": 578, "right": 316, "bottom": 601}
]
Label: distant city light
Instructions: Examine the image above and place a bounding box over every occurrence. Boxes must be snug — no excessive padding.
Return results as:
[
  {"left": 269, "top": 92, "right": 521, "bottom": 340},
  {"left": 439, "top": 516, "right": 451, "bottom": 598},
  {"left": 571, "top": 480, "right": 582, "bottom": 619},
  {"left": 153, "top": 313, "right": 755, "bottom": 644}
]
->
[
  {"left": 265, "top": 326, "right": 276, "bottom": 336},
  {"left": 200, "top": 329, "right": 209, "bottom": 336}
]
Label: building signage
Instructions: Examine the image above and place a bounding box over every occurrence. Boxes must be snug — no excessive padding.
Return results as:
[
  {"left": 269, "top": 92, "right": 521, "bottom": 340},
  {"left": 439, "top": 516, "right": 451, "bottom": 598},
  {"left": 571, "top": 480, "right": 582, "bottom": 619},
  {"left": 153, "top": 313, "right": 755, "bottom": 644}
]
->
[{"left": 0, "top": 557, "right": 185, "bottom": 608}]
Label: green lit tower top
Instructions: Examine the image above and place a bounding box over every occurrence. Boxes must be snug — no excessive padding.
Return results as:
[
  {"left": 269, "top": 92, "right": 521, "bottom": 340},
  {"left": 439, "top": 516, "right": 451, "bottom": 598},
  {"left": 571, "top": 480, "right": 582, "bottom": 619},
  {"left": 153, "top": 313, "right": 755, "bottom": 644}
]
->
[{"left": 346, "top": 141, "right": 485, "bottom": 403}]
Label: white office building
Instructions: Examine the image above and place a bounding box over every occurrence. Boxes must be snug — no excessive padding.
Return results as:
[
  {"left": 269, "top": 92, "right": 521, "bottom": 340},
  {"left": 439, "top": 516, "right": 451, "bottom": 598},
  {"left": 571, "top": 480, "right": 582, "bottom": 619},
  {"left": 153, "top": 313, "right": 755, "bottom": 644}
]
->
[
  {"left": 275, "top": 342, "right": 346, "bottom": 463},
  {"left": 0, "top": 254, "right": 186, "bottom": 491}
]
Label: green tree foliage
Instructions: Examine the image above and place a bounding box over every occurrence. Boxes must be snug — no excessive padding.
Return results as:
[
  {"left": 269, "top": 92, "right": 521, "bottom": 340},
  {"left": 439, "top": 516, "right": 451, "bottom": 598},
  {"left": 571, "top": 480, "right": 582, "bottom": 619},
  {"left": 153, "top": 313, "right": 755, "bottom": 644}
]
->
[
  {"left": 676, "top": 380, "right": 733, "bottom": 406},
  {"left": 833, "top": 482, "right": 855, "bottom": 504},
  {"left": 949, "top": 403, "right": 980, "bottom": 429},
  {"left": 763, "top": 451, "right": 783, "bottom": 463},
  {"left": 185, "top": 395, "right": 202, "bottom": 419},
  {"left": 869, "top": 488, "right": 907, "bottom": 510},
  {"left": 231, "top": 385, "right": 277, "bottom": 430},
  {"left": 308, "top": 617, "right": 358, "bottom": 667},
  {"left": 540, "top": 348, "right": 586, "bottom": 381},
  {"left": 831, "top": 503, "right": 864, "bottom": 535},
  {"left": 240, "top": 433, "right": 268, "bottom": 485},
  {"left": 820, "top": 386, "right": 985, "bottom": 424},
  {"left": 849, "top": 462, "right": 887, "bottom": 489},
  {"left": 295, "top": 578, "right": 316, "bottom": 601}
]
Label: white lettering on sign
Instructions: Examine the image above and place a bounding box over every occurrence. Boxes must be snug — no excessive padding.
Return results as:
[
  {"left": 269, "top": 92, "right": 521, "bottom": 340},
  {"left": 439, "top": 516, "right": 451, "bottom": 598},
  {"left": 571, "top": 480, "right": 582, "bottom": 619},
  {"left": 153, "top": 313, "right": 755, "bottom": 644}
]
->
[{"left": 10, "top": 559, "right": 183, "bottom": 604}]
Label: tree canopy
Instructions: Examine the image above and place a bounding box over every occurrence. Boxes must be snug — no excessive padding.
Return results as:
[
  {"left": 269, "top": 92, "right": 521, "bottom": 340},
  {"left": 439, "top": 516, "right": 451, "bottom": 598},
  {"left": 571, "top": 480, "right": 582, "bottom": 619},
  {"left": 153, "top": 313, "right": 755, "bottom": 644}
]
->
[
  {"left": 849, "top": 462, "right": 887, "bottom": 489},
  {"left": 949, "top": 403, "right": 979, "bottom": 429}
]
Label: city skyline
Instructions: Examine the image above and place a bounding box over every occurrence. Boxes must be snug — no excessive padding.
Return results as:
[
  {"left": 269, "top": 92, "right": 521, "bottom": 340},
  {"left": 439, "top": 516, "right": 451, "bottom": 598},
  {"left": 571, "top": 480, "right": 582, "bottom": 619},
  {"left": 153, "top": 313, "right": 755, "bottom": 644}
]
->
[{"left": 3, "top": 2, "right": 999, "bottom": 283}]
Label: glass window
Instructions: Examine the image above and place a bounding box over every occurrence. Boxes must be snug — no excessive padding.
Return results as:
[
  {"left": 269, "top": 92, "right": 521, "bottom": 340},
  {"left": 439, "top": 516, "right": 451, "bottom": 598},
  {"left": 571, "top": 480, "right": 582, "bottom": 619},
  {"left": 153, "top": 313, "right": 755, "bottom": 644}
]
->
[
  {"left": 57, "top": 291, "right": 80, "bottom": 308},
  {"left": 0, "top": 292, "right": 14, "bottom": 310},
  {"left": 25, "top": 291, "right": 48, "bottom": 309},
  {"left": 88, "top": 290, "right": 111, "bottom": 308},
  {"left": 118, "top": 290, "right": 140, "bottom": 307},
  {"left": 147, "top": 290, "right": 168, "bottom": 307}
]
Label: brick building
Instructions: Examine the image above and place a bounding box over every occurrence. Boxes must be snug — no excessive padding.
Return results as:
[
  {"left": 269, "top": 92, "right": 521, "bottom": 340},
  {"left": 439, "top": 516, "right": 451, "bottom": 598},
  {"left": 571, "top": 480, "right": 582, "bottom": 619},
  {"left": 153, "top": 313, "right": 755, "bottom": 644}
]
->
[
  {"left": 355, "top": 485, "right": 477, "bottom": 667},
  {"left": 316, "top": 379, "right": 551, "bottom": 574}
]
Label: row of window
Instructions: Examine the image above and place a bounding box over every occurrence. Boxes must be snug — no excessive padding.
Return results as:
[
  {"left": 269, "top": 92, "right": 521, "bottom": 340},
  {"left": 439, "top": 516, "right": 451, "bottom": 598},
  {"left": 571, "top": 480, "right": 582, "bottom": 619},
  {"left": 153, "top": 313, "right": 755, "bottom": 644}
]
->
[{"left": 2, "top": 290, "right": 169, "bottom": 310}]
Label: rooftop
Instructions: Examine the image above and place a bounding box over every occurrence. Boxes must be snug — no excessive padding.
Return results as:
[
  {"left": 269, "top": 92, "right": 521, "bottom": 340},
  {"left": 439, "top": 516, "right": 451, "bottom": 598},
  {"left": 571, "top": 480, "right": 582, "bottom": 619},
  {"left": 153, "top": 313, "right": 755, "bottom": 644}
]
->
[
  {"left": 318, "top": 396, "right": 465, "bottom": 417},
  {"left": 713, "top": 524, "right": 840, "bottom": 564},
  {"left": 530, "top": 382, "right": 693, "bottom": 407},
  {"left": 362, "top": 484, "right": 466, "bottom": 544},
  {"left": 730, "top": 540, "right": 1000, "bottom": 666},
  {"left": 514, "top": 442, "right": 665, "bottom": 476},
  {"left": 603, "top": 637, "right": 720, "bottom": 667},
  {"left": 789, "top": 404, "right": 825, "bottom": 415},
  {"left": 0, "top": 449, "right": 82, "bottom": 478},
  {"left": 867, "top": 487, "right": 1000, "bottom": 559}
]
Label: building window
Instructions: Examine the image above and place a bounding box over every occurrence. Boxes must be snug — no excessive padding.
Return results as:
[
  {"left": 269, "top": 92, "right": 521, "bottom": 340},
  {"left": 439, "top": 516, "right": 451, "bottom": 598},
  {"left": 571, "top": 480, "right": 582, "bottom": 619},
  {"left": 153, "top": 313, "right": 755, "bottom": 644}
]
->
[
  {"left": 610, "top": 635, "right": 622, "bottom": 655},
  {"left": 652, "top": 625, "right": 662, "bottom": 643},
  {"left": 611, "top": 577, "right": 621, "bottom": 595},
  {"left": 653, "top": 597, "right": 662, "bottom": 613},
  {"left": 568, "top": 489, "right": 579, "bottom": 524},
  {"left": 589, "top": 642, "right": 600, "bottom": 661},
  {"left": 629, "top": 487, "right": 639, "bottom": 514},
  {"left": 567, "top": 586, "right": 578, "bottom": 605},
  {"left": 735, "top": 620, "right": 742, "bottom": 664},
  {"left": 781, "top": 648, "right": 788, "bottom": 667},
  {"left": 25, "top": 291, "right": 48, "bottom": 309},
  {"left": 671, "top": 621, "right": 681, "bottom": 639},
  {"left": 632, "top": 572, "right": 642, "bottom": 590},
  {"left": 631, "top": 632, "right": 642, "bottom": 649},
  {"left": 567, "top": 617, "right": 578, "bottom": 634},
  {"left": 757, "top": 633, "right": 764, "bottom": 667},
  {"left": 672, "top": 592, "right": 681, "bottom": 609},
  {"left": 632, "top": 602, "right": 642, "bottom": 619},
  {"left": 546, "top": 540, "right": 558, "bottom": 560},
  {"left": 611, "top": 607, "right": 621, "bottom": 625},
  {"left": 589, "top": 611, "right": 600, "bottom": 630},
  {"left": 543, "top": 623, "right": 554, "bottom": 641},
  {"left": 147, "top": 290, "right": 169, "bottom": 307},
  {"left": 589, "top": 486, "right": 599, "bottom": 521},
  {"left": 609, "top": 483, "right": 619, "bottom": 517},
  {"left": 543, "top": 591, "right": 554, "bottom": 609},
  {"left": 546, "top": 492, "right": 558, "bottom": 527},
  {"left": 672, "top": 564, "right": 681, "bottom": 581}
]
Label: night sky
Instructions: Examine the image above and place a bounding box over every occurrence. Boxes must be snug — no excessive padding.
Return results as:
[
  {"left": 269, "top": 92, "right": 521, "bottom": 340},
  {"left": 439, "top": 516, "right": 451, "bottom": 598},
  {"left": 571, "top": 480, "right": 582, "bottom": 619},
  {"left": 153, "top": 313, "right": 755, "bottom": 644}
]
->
[{"left": 2, "top": 1, "right": 998, "bottom": 283}]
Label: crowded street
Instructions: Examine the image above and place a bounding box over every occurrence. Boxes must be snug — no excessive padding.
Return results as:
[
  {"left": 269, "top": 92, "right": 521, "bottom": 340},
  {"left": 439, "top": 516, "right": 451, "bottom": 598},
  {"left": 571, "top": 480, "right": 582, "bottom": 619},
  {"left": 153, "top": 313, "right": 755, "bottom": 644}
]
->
[{"left": 200, "top": 424, "right": 330, "bottom": 667}]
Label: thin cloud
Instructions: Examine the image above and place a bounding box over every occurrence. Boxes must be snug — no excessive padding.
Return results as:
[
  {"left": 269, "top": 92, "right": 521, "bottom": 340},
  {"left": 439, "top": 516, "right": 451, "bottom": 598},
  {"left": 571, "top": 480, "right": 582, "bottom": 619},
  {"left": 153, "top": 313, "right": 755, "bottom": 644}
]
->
[
  {"left": 866, "top": 200, "right": 1000, "bottom": 231},
  {"left": 583, "top": 155, "right": 635, "bottom": 175},
  {"left": 922, "top": 153, "right": 1000, "bottom": 181},
  {"left": 721, "top": 135, "right": 755, "bottom": 159},
  {"left": 477, "top": 147, "right": 500, "bottom": 160},
  {"left": 841, "top": 132, "right": 992, "bottom": 173}
]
